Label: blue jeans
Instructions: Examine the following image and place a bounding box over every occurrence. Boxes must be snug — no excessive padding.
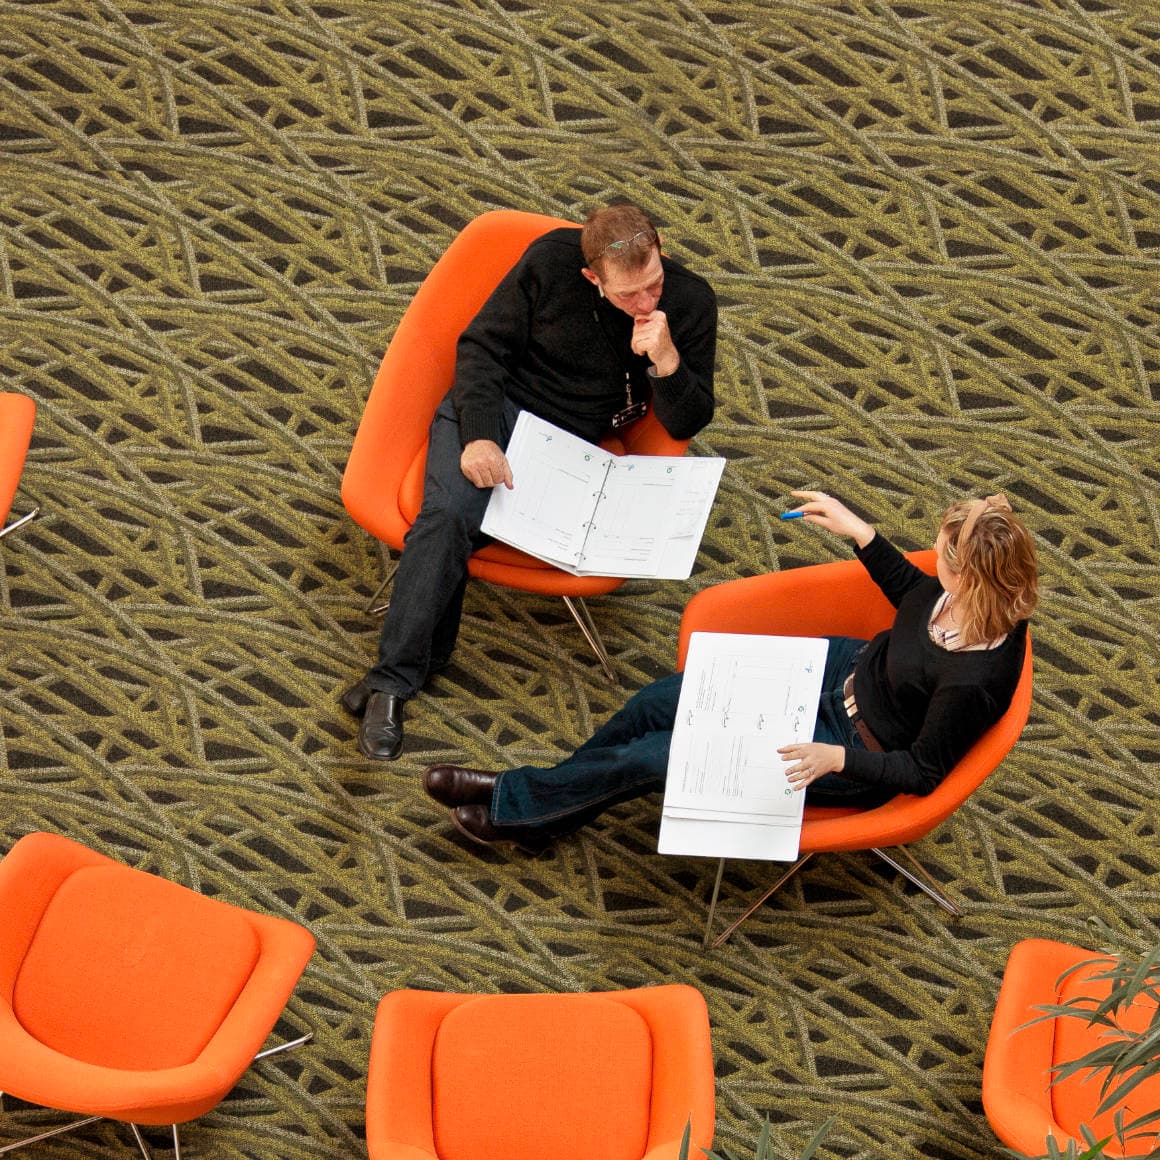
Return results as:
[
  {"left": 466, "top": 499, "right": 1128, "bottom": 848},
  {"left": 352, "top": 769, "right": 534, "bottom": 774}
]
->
[
  {"left": 491, "top": 635, "right": 893, "bottom": 833},
  {"left": 367, "top": 392, "right": 523, "bottom": 699}
]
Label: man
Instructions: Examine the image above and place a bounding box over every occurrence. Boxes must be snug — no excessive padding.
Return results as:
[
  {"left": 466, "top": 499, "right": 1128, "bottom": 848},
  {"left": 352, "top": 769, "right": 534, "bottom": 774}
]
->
[{"left": 346, "top": 202, "right": 717, "bottom": 760}]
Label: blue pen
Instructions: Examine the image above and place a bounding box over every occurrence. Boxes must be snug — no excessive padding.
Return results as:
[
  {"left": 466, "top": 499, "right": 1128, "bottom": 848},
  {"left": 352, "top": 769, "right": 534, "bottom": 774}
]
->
[{"left": 780, "top": 510, "right": 806, "bottom": 520}]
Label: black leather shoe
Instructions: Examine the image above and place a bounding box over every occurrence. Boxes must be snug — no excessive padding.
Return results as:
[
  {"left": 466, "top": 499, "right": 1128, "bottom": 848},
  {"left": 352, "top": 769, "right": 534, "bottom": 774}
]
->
[
  {"left": 423, "top": 765, "right": 498, "bottom": 808},
  {"left": 358, "top": 692, "right": 405, "bottom": 761},
  {"left": 340, "top": 679, "right": 373, "bottom": 717},
  {"left": 449, "top": 805, "right": 552, "bottom": 855}
]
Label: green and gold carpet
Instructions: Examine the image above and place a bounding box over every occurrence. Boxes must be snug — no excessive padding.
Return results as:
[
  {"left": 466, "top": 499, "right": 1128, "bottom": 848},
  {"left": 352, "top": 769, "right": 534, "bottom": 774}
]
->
[{"left": 1, "top": 1, "right": 1157, "bottom": 1156}]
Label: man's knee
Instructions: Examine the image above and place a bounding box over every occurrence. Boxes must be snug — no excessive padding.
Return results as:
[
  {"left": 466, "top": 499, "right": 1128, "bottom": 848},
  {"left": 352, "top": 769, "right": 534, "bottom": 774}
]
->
[
  {"left": 621, "top": 673, "right": 683, "bottom": 732},
  {"left": 411, "top": 495, "right": 483, "bottom": 546}
]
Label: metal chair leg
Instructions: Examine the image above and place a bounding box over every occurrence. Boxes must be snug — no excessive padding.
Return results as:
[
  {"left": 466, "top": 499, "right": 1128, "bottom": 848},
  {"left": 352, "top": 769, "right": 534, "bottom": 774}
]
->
[
  {"left": 0, "top": 506, "right": 39, "bottom": 541},
  {"left": 0, "top": 1114, "right": 102, "bottom": 1153},
  {"left": 128, "top": 1123, "right": 153, "bottom": 1160},
  {"left": 561, "top": 596, "right": 615, "bottom": 681},
  {"left": 364, "top": 558, "right": 398, "bottom": 615},
  {"left": 872, "top": 846, "right": 962, "bottom": 916},
  {"left": 170, "top": 1125, "right": 181, "bottom": 1160},
  {"left": 706, "top": 854, "right": 815, "bottom": 949},
  {"left": 254, "top": 1030, "right": 314, "bottom": 1060},
  {"left": 702, "top": 859, "right": 726, "bottom": 949}
]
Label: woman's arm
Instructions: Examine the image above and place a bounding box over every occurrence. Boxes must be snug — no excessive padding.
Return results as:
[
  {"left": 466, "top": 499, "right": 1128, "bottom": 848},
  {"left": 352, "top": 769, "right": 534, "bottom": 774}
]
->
[
  {"left": 778, "top": 684, "right": 1000, "bottom": 797},
  {"left": 789, "top": 491, "right": 929, "bottom": 608},
  {"left": 788, "top": 491, "right": 876, "bottom": 546},
  {"left": 841, "top": 684, "right": 1001, "bottom": 795}
]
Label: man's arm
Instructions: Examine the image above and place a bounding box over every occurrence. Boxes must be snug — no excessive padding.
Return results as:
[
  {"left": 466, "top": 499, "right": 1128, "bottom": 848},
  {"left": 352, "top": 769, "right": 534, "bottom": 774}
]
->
[
  {"left": 451, "top": 258, "right": 534, "bottom": 448},
  {"left": 638, "top": 277, "right": 717, "bottom": 440}
]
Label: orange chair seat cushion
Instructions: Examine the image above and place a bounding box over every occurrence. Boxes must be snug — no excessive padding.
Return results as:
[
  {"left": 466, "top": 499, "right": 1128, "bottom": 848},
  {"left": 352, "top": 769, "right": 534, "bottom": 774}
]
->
[
  {"left": 13, "top": 865, "right": 261, "bottom": 1070},
  {"left": 430, "top": 994, "right": 653, "bottom": 1160},
  {"left": 1051, "top": 962, "right": 1160, "bottom": 1152}
]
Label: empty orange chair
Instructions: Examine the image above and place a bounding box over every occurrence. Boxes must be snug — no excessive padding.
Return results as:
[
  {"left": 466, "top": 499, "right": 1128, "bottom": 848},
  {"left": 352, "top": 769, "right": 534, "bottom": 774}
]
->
[
  {"left": 366, "top": 985, "right": 715, "bottom": 1160},
  {"left": 341, "top": 210, "right": 690, "bottom": 680},
  {"left": 0, "top": 392, "right": 38, "bottom": 540},
  {"left": 0, "top": 832, "right": 315, "bottom": 1157},
  {"left": 676, "top": 552, "right": 1034, "bottom": 946},
  {"left": 984, "top": 938, "right": 1160, "bottom": 1157}
]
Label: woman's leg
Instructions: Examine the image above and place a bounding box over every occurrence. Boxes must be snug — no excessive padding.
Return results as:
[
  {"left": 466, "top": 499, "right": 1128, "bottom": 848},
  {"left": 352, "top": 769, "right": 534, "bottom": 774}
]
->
[
  {"left": 490, "top": 674, "right": 683, "bottom": 833},
  {"left": 811, "top": 636, "right": 866, "bottom": 746}
]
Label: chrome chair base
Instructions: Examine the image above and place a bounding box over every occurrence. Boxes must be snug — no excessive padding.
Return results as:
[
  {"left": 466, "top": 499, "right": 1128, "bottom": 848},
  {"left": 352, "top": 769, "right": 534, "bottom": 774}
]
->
[
  {"left": 703, "top": 847, "right": 961, "bottom": 948},
  {"left": 0, "top": 1031, "right": 313, "bottom": 1157},
  {"left": 0, "top": 506, "right": 39, "bottom": 542},
  {"left": 364, "top": 557, "right": 398, "bottom": 615},
  {"left": 561, "top": 595, "right": 615, "bottom": 682}
]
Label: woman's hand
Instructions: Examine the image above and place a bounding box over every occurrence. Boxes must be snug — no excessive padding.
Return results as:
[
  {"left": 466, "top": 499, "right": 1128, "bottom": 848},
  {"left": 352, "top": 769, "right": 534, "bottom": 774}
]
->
[
  {"left": 778, "top": 742, "right": 846, "bottom": 790},
  {"left": 787, "top": 491, "right": 876, "bottom": 547}
]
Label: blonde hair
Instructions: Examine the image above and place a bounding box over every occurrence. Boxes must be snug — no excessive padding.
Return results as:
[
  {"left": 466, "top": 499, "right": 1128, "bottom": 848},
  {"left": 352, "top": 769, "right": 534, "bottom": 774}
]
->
[{"left": 940, "top": 499, "right": 1038, "bottom": 645}]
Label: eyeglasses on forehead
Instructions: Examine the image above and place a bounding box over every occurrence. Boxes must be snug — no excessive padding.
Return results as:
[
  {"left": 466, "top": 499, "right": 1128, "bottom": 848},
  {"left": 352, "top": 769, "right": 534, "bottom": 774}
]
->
[{"left": 595, "top": 228, "right": 657, "bottom": 260}]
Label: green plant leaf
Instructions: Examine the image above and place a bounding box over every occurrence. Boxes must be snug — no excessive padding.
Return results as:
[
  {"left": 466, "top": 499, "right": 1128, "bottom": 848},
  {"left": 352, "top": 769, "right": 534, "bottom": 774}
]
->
[
  {"left": 756, "top": 1116, "right": 772, "bottom": 1160},
  {"left": 796, "top": 1116, "right": 835, "bottom": 1160}
]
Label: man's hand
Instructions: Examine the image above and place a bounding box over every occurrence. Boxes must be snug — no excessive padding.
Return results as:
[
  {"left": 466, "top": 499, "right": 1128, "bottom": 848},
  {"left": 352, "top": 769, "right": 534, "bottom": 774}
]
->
[
  {"left": 631, "top": 310, "right": 680, "bottom": 377},
  {"left": 460, "top": 439, "right": 513, "bottom": 489}
]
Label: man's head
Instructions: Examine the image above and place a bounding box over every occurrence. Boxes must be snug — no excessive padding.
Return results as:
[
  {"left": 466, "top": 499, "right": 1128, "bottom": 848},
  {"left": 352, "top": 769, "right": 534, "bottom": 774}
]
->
[{"left": 581, "top": 203, "right": 664, "bottom": 316}]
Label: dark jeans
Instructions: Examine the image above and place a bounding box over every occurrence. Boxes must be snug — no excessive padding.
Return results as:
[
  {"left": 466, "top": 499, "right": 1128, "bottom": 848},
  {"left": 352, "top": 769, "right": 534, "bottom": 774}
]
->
[
  {"left": 491, "top": 635, "right": 894, "bottom": 833},
  {"left": 367, "top": 392, "right": 523, "bottom": 699}
]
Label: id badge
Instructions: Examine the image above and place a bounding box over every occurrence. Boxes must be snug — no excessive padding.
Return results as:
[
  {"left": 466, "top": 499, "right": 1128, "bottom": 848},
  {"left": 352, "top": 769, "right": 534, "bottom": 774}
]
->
[{"left": 610, "top": 400, "right": 648, "bottom": 430}]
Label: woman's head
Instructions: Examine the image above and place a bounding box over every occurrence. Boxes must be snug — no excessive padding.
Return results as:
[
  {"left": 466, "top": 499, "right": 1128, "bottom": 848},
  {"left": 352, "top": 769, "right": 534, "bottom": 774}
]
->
[{"left": 936, "top": 495, "right": 1038, "bottom": 644}]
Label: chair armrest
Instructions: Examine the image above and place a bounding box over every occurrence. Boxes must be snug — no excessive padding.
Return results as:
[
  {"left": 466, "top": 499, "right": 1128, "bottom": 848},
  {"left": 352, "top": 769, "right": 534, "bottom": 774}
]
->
[{"left": 619, "top": 409, "right": 689, "bottom": 458}]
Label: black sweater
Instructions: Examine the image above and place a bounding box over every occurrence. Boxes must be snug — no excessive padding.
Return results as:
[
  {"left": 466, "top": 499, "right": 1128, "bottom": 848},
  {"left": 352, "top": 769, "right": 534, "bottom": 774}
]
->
[
  {"left": 451, "top": 227, "right": 717, "bottom": 446},
  {"left": 845, "top": 534, "right": 1028, "bottom": 796}
]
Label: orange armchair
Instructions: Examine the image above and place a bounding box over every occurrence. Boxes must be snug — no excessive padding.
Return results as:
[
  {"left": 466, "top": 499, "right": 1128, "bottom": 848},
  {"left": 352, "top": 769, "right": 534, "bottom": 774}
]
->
[
  {"left": 366, "top": 985, "right": 715, "bottom": 1160},
  {"left": 676, "top": 552, "right": 1034, "bottom": 946},
  {"left": 0, "top": 832, "right": 315, "bottom": 1157},
  {"left": 0, "top": 392, "right": 38, "bottom": 541},
  {"left": 984, "top": 938, "right": 1160, "bottom": 1157},
  {"left": 341, "top": 210, "right": 690, "bottom": 680}
]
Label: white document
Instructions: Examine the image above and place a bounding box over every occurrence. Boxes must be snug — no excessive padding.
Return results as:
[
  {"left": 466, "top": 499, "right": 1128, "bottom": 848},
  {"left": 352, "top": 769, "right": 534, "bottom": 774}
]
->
[
  {"left": 658, "top": 633, "right": 829, "bottom": 862},
  {"left": 480, "top": 411, "right": 725, "bottom": 579}
]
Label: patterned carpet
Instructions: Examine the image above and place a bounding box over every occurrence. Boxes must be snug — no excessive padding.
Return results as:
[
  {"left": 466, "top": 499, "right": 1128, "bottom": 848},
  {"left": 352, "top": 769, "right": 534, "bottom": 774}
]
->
[{"left": 1, "top": 1, "right": 1158, "bottom": 1156}]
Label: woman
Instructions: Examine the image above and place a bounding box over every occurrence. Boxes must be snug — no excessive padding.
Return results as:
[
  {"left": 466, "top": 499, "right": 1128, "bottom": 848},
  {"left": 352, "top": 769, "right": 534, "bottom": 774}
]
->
[{"left": 424, "top": 491, "right": 1038, "bottom": 854}]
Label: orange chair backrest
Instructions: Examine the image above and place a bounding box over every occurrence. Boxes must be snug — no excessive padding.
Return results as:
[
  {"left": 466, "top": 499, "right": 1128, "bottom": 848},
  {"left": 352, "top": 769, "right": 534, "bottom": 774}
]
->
[
  {"left": 0, "top": 392, "right": 36, "bottom": 524},
  {"left": 0, "top": 831, "right": 316, "bottom": 1126},
  {"left": 342, "top": 210, "right": 574, "bottom": 549},
  {"left": 985, "top": 939, "right": 1160, "bottom": 1158},
  {"left": 366, "top": 984, "right": 715, "bottom": 1160},
  {"left": 676, "top": 551, "right": 1034, "bottom": 851}
]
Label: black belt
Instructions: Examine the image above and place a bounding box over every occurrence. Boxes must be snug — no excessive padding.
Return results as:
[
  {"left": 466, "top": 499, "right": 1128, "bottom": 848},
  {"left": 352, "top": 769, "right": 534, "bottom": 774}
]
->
[{"left": 842, "top": 673, "right": 883, "bottom": 753}]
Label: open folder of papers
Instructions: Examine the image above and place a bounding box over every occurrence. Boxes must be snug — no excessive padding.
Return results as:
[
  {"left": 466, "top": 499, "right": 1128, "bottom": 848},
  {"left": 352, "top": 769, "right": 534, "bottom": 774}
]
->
[
  {"left": 658, "top": 633, "right": 829, "bottom": 863},
  {"left": 480, "top": 411, "right": 725, "bottom": 579}
]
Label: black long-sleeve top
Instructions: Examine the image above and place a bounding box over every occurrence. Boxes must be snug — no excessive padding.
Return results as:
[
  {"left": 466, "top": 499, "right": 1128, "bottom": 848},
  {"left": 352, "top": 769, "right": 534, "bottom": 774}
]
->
[
  {"left": 845, "top": 533, "right": 1028, "bottom": 797},
  {"left": 451, "top": 227, "right": 717, "bottom": 446}
]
